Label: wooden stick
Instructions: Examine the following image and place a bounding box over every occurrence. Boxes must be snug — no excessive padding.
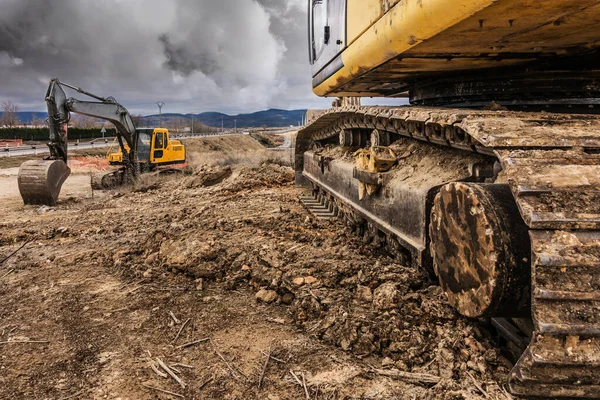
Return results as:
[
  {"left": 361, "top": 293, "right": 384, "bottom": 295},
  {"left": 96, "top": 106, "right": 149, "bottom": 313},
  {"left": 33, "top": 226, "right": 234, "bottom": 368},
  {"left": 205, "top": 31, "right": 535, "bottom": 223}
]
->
[
  {"left": 372, "top": 368, "right": 440, "bottom": 386},
  {"left": 173, "top": 318, "right": 191, "bottom": 343},
  {"left": 169, "top": 311, "right": 181, "bottom": 324},
  {"left": 199, "top": 376, "right": 214, "bottom": 389},
  {"left": 156, "top": 357, "right": 186, "bottom": 388},
  {"left": 141, "top": 383, "right": 184, "bottom": 398},
  {"left": 302, "top": 372, "right": 311, "bottom": 400},
  {"left": 290, "top": 370, "right": 303, "bottom": 386},
  {"left": 258, "top": 346, "right": 271, "bottom": 388},
  {"left": 151, "top": 363, "right": 168, "bottom": 378},
  {"left": 177, "top": 337, "right": 210, "bottom": 349},
  {"left": 466, "top": 370, "right": 489, "bottom": 398},
  {"left": 0, "top": 340, "right": 49, "bottom": 344},
  {"left": 260, "top": 349, "right": 284, "bottom": 363},
  {"left": 171, "top": 363, "right": 194, "bottom": 369},
  {"left": 0, "top": 240, "right": 31, "bottom": 266},
  {"left": 212, "top": 340, "right": 238, "bottom": 379},
  {"left": 0, "top": 268, "right": 14, "bottom": 279}
]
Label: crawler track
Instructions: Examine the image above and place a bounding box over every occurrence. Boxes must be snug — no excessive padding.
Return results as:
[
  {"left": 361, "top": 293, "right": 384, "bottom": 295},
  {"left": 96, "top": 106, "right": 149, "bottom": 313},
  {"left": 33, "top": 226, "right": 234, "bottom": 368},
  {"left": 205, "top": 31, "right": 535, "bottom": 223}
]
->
[{"left": 296, "top": 106, "right": 600, "bottom": 398}]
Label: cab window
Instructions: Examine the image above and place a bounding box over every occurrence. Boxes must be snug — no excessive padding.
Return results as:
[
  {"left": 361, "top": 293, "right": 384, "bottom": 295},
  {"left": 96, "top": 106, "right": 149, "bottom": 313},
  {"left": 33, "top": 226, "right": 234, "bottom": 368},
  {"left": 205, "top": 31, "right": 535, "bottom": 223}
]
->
[
  {"left": 311, "top": 0, "right": 328, "bottom": 64},
  {"left": 154, "top": 132, "right": 165, "bottom": 149}
]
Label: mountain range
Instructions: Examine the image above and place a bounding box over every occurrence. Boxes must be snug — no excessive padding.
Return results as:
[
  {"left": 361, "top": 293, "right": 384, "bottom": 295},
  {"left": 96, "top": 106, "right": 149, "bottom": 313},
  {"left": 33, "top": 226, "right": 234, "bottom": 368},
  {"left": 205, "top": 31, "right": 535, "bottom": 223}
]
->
[{"left": 11, "top": 109, "right": 308, "bottom": 129}]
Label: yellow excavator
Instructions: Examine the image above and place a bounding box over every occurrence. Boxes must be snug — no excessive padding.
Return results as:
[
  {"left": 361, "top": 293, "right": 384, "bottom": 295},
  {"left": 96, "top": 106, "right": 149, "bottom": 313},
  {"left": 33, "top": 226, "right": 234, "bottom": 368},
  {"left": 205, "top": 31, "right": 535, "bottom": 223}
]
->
[
  {"left": 18, "top": 79, "right": 186, "bottom": 205},
  {"left": 297, "top": 1, "right": 600, "bottom": 398}
]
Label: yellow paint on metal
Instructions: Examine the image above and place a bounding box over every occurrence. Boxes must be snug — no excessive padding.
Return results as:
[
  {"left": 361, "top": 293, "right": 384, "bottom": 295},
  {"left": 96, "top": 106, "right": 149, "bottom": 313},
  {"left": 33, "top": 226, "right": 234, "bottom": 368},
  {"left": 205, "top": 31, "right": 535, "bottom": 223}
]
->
[
  {"left": 107, "top": 128, "right": 186, "bottom": 166},
  {"left": 347, "top": 0, "right": 382, "bottom": 46},
  {"left": 314, "top": 0, "right": 496, "bottom": 96}
]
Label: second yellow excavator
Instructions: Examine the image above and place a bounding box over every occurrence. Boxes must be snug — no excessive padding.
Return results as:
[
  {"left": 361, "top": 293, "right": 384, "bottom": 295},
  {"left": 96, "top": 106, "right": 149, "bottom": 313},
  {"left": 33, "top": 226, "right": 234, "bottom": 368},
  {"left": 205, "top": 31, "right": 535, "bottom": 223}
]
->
[{"left": 18, "top": 79, "right": 186, "bottom": 204}]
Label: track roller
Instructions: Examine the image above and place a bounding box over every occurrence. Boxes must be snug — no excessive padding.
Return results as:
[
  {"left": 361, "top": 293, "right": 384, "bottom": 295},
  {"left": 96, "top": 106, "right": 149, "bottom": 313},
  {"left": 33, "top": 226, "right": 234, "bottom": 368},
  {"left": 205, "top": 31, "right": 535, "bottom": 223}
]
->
[{"left": 429, "top": 183, "right": 531, "bottom": 318}]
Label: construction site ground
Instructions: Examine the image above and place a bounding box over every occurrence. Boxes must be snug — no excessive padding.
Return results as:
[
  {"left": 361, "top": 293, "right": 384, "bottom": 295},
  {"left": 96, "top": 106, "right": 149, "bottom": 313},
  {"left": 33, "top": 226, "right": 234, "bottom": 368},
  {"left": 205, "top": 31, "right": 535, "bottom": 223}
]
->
[{"left": 0, "top": 134, "right": 514, "bottom": 399}]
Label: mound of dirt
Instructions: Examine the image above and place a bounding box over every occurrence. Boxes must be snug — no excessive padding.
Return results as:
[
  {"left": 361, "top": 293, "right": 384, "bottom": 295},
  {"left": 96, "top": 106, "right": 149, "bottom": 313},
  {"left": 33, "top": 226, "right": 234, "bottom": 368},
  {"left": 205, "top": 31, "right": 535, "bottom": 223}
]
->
[
  {"left": 107, "top": 164, "right": 512, "bottom": 399},
  {"left": 0, "top": 142, "right": 512, "bottom": 399}
]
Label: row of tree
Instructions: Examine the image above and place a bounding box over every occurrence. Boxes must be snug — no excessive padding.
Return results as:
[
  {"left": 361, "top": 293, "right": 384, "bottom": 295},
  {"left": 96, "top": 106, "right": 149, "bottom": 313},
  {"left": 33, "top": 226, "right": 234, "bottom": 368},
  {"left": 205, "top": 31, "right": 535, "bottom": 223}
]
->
[{"left": 1, "top": 99, "right": 219, "bottom": 137}]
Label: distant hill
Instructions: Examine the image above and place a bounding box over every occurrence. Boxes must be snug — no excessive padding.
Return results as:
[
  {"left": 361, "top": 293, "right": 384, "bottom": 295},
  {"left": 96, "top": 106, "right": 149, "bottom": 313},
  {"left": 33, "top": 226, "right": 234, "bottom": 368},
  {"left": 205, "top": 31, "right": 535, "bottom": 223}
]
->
[
  {"left": 8, "top": 109, "right": 308, "bottom": 128},
  {"left": 11, "top": 112, "right": 48, "bottom": 125},
  {"left": 142, "top": 109, "right": 308, "bottom": 129}
]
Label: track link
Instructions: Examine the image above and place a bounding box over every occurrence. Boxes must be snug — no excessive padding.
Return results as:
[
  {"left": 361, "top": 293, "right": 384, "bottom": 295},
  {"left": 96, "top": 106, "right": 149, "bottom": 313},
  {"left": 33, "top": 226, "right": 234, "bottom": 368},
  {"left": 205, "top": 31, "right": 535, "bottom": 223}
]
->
[{"left": 296, "top": 106, "right": 600, "bottom": 398}]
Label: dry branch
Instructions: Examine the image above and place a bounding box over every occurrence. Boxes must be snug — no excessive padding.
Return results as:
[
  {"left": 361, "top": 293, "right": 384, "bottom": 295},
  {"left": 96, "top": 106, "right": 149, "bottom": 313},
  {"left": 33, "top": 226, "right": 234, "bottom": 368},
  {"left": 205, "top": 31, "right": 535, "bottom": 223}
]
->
[
  {"left": 212, "top": 340, "right": 239, "bottom": 379},
  {"left": 372, "top": 368, "right": 440, "bottom": 386},
  {"left": 156, "top": 357, "right": 186, "bottom": 388},
  {"left": 141, "top": 383, "right": 184, "bottom": 398},
  {"left": 0, "top": 240, "right": 32, "bottom": 266},
  {"left": 173, "top": 318, "right": 191, "bottom": 343},
  {"left": 177, "top": 337, "right": 210, "bottom": 349},
  {"left": 466, "top": 370, "right": 490, "bottom": 398},
  {"left": 258, "top": 345, "right": 271, "bottom": 388}
]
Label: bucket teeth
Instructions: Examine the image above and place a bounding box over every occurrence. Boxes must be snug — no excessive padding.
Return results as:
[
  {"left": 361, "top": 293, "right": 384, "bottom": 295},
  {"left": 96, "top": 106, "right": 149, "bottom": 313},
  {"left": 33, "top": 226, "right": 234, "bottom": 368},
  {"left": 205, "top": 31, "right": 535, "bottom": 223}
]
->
[{"left": 18, "top": 160, "right": 71, "bottom": 206}]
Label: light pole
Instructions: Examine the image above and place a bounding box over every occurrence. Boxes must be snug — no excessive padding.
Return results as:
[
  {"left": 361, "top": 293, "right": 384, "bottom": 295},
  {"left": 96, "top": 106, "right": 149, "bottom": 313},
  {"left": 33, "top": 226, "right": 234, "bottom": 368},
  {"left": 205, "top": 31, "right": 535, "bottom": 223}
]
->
[{"left": 156, "top": 102, "right": 165, "bottom": 127}]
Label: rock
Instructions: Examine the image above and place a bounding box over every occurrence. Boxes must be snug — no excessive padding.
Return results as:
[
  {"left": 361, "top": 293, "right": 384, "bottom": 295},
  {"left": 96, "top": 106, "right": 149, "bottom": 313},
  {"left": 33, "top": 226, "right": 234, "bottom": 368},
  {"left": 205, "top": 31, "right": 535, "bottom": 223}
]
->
[
  {"left": 256, "top": 289, "right": 278, "bottom": 304},
  {"left": 195, "top": 278, "right": 204, "bottom": 291},
  {"left": 281, "top": 292, "right": 295, "bottom": 305},
  {"left": 304, "top": 276, "right": 318, "bottom": 285},
  {"left": 373, "top": 282, "right": 400, "bottom": 310},
  {"left": 292, "top": 277, "right": 305, "bottom": 286},
  {"left": 356, "top": 285, "right": 373, "bottom": 302},
  {"left": 241, "top": 264, "right": 251, "bottom": 271},
  {"left": 381, "top": 357, "right": 395, "bottom": 367},
  {"left": 144, "top": 252, "right": 159, "bottom": 267}
]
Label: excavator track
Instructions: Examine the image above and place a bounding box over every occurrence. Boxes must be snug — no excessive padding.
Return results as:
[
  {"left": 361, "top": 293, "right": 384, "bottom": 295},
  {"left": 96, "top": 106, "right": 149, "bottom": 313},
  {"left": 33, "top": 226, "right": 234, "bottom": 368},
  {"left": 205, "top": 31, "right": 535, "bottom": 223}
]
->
[{"left": 296, "top": 106, "right": 600, "bottom": 398}]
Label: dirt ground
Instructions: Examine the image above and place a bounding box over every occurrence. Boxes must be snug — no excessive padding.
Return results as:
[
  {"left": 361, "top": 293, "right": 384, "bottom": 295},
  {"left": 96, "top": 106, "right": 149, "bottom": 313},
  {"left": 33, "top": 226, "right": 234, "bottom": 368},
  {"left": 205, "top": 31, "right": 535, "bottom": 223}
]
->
[{"left": 0, "top": 135, "right": 514, "bottom": 399}]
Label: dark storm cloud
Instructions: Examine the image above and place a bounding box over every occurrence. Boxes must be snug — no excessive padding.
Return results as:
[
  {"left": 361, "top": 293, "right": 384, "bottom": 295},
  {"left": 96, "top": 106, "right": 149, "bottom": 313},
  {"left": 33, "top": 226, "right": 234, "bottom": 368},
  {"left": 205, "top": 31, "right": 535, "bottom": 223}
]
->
[{"left": 0, "top": 0, "right": 328, "bottom": 114}]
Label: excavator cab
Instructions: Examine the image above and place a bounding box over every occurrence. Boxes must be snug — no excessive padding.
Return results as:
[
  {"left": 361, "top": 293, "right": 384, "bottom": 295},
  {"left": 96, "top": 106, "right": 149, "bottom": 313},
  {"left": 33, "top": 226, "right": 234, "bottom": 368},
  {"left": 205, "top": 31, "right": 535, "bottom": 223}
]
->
[{"left": 107, "top": 128, "right": 185, "bottom": 170}]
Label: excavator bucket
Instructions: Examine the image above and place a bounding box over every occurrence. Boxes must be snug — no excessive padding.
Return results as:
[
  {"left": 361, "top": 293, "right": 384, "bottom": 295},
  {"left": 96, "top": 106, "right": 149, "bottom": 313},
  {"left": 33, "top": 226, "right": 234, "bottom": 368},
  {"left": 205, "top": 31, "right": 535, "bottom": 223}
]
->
[{"left": 18, "top": 160, "right": 71, "bottom": 206}]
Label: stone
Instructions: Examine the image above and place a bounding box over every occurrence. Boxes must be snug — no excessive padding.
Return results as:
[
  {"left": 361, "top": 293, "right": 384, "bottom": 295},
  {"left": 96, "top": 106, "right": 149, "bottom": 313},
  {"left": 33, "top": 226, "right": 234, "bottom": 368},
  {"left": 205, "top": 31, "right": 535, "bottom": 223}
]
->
[
  {"left": 256, "top": 289, "right": 278, "bottom": 304},
  {"left": 292, "top": 277, "right": 305, "bottom": 286},
  {"left": 373, "top": 282, "right": 399, "bottom": 310},
  {"left": 356, "top": 285, "right": 373, "bottom": 302},
  {"left": 281, "top": 292, "right": 295, "bottom": 305},
  {"left": 381, "top": 357, "right": 395, "bottom": 367},
  {"left": 304, "top": 276, "right": 318, "bottom": 285}
]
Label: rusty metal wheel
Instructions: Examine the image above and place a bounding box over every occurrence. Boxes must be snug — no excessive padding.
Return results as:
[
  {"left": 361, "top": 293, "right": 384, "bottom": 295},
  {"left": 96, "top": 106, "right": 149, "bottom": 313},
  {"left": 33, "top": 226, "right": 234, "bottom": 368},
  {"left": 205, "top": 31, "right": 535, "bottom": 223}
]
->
[{"left": 429, "top": 183, "right": 531, "bottom": 318}]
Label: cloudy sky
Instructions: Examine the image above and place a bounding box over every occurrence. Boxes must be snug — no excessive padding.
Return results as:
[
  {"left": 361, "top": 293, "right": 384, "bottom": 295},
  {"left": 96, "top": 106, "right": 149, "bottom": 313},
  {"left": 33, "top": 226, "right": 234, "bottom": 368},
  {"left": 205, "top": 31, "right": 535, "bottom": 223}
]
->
[{"left": 0, "top": 0, "right": 337, "bottom": 114}]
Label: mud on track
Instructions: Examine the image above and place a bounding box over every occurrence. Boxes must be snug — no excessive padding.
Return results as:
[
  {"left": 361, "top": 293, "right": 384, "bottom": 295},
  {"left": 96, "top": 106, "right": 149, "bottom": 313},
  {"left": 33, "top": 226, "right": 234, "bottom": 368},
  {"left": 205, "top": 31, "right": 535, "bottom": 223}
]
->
[{"left": 0, "top": 135, "right": 513, "bottom": 399}]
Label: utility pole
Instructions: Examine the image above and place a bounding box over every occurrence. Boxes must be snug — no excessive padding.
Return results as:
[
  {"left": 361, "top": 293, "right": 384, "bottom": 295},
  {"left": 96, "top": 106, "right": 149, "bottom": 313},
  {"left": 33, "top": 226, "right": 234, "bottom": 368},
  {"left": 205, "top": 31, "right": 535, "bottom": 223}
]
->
[
  {"left": 234, "top": 118, "right": 237, "bottom": 133},
  {"left": 192, "top": 115, "right": 194, "bottom": 136},
  {"left": 221, "top": 116, "right": 224, "bottom": 132},
  {"left": 156, "top": 102, "right": 165, "bottom": 127}
]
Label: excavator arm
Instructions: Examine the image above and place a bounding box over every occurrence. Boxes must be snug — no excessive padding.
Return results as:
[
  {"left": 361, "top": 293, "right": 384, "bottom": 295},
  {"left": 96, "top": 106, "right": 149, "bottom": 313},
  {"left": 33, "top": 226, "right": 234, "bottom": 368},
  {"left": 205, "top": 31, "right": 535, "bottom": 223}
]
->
[{"left": 18, "top": 78, "right": 139, "bottom": 205}]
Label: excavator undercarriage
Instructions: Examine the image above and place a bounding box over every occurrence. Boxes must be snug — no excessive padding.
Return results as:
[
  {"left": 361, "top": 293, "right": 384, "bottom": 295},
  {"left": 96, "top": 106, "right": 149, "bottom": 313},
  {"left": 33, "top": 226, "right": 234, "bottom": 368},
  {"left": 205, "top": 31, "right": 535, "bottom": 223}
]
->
[{"left": 296, "top": 106, "right": 600, "bottom": 398}]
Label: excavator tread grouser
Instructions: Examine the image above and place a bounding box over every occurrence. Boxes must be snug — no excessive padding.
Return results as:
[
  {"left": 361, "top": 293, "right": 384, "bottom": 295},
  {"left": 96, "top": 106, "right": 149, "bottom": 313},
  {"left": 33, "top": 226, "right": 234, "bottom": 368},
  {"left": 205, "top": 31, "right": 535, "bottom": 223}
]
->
[
  {"left": 297, "top": 0, "right": 600, "bottom": 398},
  {"left": 18, "top": 79, "right": 186, "bottom": 205}
]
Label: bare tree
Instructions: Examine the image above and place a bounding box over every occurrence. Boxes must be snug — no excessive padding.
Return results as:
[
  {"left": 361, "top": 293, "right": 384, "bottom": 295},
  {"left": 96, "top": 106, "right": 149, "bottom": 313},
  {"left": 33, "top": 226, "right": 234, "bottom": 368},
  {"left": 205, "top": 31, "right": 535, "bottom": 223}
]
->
[
  {"left": 131, "top": 114, "right": 144, "bottom": 127},
  {"left": 0, "top": 100, "right": 21, "bottom": 128},
  {"left": 70, "top": 114, "right": 98, "bottom": 129},
  {"left": 30, "top": 113, "right": 45, "bottom": 127}
]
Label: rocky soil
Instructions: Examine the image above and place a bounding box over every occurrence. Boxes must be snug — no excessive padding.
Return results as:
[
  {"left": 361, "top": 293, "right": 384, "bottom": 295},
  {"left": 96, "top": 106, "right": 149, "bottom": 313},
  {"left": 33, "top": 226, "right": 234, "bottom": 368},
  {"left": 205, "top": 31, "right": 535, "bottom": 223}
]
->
[{"left": 0, "top": 135, "right": 514, "bottom": 399}]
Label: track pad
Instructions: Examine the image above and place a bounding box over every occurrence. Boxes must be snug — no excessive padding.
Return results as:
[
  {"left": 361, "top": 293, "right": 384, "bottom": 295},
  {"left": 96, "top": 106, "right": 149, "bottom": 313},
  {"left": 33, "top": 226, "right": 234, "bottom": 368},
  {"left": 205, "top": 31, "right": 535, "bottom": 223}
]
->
[{"left": 18, "top": 160, "right": 71, "bottom": 206}]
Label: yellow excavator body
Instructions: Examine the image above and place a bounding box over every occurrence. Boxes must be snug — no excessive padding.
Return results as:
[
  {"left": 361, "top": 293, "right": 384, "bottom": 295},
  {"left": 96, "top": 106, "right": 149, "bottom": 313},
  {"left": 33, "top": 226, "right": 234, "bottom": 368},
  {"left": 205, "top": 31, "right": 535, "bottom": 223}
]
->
[
  {"left": 311, "top": 0, "right": 600, "bottom": 101},
  {"left": 106, "top": 128, "right": 186, "bottom": 168},
  {"left": 302, "top": 1, "right": 600, "bottom": 398}
]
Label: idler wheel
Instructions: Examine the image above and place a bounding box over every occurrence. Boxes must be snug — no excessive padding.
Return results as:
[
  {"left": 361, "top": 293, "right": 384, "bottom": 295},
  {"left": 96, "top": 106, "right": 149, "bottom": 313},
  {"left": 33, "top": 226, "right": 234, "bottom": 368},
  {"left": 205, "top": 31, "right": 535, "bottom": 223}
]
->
[{"left": 429, "top": 183, "right": 530, "bottom": 318}]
